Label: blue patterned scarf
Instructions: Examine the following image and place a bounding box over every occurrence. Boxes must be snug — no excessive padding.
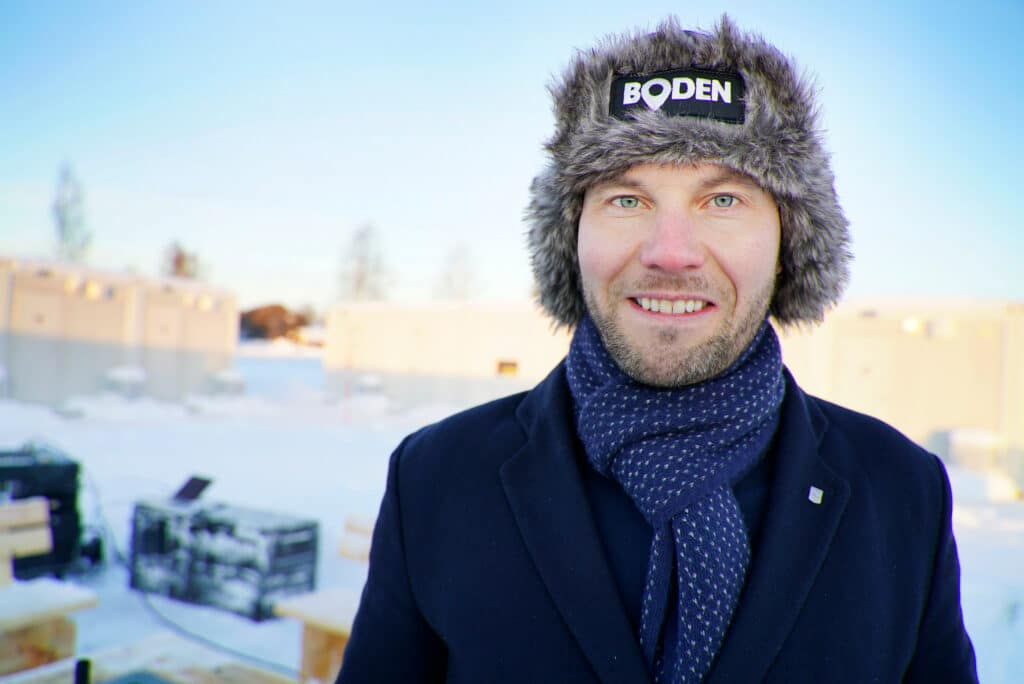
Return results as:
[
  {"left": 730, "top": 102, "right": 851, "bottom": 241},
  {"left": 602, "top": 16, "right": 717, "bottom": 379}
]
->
[{"left": 566, "top": 315, "right": 785, "bottom": 683}]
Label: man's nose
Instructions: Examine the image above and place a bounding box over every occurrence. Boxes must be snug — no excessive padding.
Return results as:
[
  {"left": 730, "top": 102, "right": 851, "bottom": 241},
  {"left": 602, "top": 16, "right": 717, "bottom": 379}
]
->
[{"left": 638, "top": 211, "right": 706, "bottom": 271}]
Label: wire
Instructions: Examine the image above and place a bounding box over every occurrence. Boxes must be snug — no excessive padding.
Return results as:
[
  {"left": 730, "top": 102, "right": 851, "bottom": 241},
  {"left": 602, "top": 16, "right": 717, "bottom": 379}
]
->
[
  {"left": 135, "top": 591, "right": 300, "bottom": 679},
  {"left": 94, "top": 476, "right": 301, "bottom": 677},
  {"left": 32, "top": 444, "right": 303, "bottom": 679}
]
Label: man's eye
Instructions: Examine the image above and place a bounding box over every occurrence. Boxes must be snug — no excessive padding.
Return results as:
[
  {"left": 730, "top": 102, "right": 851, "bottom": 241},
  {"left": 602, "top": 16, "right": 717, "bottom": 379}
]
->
[
  {"left": 611, "top": 196, "right": 640, "bottom": 209},
  {"left": 711, "top": 195, "right": 737, "bottom": 208}
]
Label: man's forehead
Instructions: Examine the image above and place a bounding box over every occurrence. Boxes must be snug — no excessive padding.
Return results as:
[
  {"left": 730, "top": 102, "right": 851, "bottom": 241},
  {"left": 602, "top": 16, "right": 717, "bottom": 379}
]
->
[{"left": 592, "top": 163, "right": 765, "bottom": 191}]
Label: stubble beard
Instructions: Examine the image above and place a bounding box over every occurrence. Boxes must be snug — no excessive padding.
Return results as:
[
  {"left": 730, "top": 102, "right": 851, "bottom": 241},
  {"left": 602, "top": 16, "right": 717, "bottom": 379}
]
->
[{"left": 583, "top": 276, "right": 775, "bottom": 388}]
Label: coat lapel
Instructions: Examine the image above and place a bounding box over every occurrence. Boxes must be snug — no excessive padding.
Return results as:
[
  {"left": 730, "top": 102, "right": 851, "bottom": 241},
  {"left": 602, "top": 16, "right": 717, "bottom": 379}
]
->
[
  {"left": 707, "top": 372, "right": 851, "bottom": 683},
  {"left": 500, "top": 365, "right": 652, "bottom": 684}
]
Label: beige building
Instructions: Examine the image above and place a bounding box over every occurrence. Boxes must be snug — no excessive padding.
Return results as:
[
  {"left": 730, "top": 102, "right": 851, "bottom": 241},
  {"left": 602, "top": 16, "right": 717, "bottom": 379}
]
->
[
  {"left": 778, "top": 300, "right": 1023, "bottom": 447},
  {"left": 137, "top": 278, "right": 238, "bottom": 400},
  {"left": 0, "top": 257, "right": 237, "bottom": 404},
  {"left": 0, "top": 257, "right": 14, "bottom": 332},
  {"left": 324, "top": 301, "right": 572, "bottom": 406},
  {"left": 324, "top": 298, "right": 1023, "bottom": 479},
  {"left": 778, "top": 299, "right": 1024, "bottom": 483},
  {"left": 0, "top": 258, "right": 16, "bottom": 395},
  {"left": 2, "top": 261, "right": 142, "bottom": 403}
]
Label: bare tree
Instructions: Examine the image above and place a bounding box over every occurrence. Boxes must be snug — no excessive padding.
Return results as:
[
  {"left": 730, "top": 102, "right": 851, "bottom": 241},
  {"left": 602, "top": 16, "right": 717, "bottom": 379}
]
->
[
  {"left": 52, "top": 163, "right": 91, "bottom": 262},
  {"left": 434, "top": 243, "right": 476, "bottom": 300},
  {"left": 162, "top": 241, "right": 201, "bottom": 279},
  {"left": 338, "top": 223, "right": 388, "bottom": 301}
]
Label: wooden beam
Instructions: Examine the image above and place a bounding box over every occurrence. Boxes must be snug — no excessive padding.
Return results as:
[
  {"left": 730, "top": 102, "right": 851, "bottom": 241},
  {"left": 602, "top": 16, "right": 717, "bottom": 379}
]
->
[
  {"left": 0, "top": 497, "right": 53, "bottom": 585},
  {"left": 301, "top": 624, "right": 347, "bottom": 683},
  {"left": 0, "top": 498, "right": 50, "bottom": 531},
  {"left": 0, "top": 527, "right": 53, "bottom": 557},
  {"left": 0, "top": 616, "right": 75, "bottom": 676}
]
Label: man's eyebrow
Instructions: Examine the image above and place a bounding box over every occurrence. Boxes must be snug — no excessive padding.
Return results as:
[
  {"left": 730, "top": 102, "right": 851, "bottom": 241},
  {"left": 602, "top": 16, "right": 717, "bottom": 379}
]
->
[
  {"left": 589, "top": 175, "right": 648, "bottom": 193},
  {"left": 695, "top": 168, "right": 764, "bottom": 193},
  {"left": 589, "top": 167, "right": 766, "bottom": 195}
]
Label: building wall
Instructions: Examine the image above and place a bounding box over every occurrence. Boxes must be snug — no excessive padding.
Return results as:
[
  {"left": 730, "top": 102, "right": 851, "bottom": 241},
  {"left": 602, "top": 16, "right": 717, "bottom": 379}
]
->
[
  {"left": 0, "top": 258, "right": 13, "bottom": 396},
  {"left": 325, "top": 302, "right": 571, "bottom": 380},
  {"left": 324, "top": 302, "right": 571, "bottom": 405},
  {"left": 0, "top": 257, "right": 237, "bottom": 404},
  {"left": 324, "top": 298, "right": 1023, "bottom": 456},
  {"left": 1000, "top": 304, "right": 1024, "bottom": 449},
  {"left": 0, "top": 257, "right": 15, "bottom": 332},
  {"left": 3, "top": 264, "right": 140, "bottom": 403},
  {"left": 138, "top": 280, "right": 237, "bottom": 353},
  {"left": 778, "top": 300, "right": 1024, "bottom": 452},
  {"left": 137, "top": 280, "right": 237, "bottom": 400}
]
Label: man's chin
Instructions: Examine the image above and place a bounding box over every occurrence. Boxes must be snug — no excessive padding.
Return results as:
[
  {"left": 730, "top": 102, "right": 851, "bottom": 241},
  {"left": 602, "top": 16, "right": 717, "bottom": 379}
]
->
[
  {"left": 600, "top": 328, "right": 737, "bottom": 388},
  {"left": 614, "top": 347, "right": 730, "bottom": 387},
  {"left": 583, "top": 289, "right": 768, "bottom": 388}
]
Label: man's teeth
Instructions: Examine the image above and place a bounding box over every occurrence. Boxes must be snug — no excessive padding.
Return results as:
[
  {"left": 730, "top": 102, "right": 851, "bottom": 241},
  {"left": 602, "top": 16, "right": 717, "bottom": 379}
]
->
[{"left": 638, "top": 297, "right": 707, "bottom": 314}]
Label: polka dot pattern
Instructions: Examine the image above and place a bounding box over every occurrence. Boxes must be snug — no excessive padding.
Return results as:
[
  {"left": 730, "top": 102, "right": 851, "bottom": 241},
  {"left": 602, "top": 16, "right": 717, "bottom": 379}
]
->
[{"left": 566, "top": 315, "right": 785, "bottom": 684}]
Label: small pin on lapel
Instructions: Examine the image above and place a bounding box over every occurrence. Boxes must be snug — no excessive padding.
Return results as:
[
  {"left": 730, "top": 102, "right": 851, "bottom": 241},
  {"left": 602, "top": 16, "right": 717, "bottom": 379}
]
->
[{"left": 808, "top": 486, "right": 824, "bottom": 505}]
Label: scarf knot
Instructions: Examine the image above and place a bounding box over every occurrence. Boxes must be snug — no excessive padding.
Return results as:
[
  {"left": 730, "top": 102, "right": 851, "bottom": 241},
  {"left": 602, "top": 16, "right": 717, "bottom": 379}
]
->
[{"left": 566, "top": 316, "right": 784, "bottom": 683}]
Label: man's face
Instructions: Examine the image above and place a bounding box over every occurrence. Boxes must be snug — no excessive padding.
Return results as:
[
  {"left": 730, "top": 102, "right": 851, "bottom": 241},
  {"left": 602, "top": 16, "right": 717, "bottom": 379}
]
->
[{"left": 577, "top": 162, "right": 781, "bottom": 387}]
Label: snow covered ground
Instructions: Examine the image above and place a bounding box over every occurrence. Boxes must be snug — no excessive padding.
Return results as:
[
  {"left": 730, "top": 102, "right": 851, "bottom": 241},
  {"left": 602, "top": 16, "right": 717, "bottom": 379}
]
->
[{"left": 0, "top": 348, "right": 1020, "bottom": 681}]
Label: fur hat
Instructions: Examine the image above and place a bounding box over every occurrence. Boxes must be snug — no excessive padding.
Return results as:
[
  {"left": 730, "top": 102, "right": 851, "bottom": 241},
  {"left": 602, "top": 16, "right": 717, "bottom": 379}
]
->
[{"left": 526, "top": 15, "right": 851, "bottom": 328}]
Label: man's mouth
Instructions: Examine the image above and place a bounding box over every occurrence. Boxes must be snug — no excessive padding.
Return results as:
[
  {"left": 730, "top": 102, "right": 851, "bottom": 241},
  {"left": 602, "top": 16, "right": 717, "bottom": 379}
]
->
[{"left": 631, "top": 297, "right": 711, "bottom": 314}]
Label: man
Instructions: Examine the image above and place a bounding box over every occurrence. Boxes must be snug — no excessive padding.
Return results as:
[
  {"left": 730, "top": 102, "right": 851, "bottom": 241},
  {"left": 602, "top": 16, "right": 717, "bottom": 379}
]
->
[{"left": 337, "top": 16, "right": 978, "bottom": 684}]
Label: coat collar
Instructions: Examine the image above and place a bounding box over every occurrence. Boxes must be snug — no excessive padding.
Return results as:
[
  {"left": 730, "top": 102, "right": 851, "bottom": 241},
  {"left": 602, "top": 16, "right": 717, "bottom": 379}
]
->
[
  {"left": 500, "top": 364, "right": 850, "bottom": 684},
  {"left": 501, "top": 363, "right": 652, "bottom": 684}
]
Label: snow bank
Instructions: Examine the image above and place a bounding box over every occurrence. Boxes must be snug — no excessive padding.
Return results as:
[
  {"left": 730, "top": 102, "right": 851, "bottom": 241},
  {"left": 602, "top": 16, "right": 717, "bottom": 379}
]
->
[{"left": 0, "top": 360, "right": 1020, "bottom": 681}]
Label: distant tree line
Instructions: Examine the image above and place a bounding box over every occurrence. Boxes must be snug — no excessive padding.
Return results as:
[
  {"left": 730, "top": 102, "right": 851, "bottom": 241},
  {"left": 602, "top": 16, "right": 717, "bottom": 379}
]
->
[
  {"left": 337, "top": 223, "right": 477, "bottom": 302},
  {"left": 47, "top": 167, "right": 482, "bottom": 305}
]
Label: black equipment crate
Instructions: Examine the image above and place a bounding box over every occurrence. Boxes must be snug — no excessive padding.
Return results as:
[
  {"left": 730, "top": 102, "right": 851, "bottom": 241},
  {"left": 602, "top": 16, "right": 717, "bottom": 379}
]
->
[
  {"left": 129, "top": 498, "right": 319, "bottom": 620},
  {"left": 0, "top": 443, "right": 82, "bottom": 579}
]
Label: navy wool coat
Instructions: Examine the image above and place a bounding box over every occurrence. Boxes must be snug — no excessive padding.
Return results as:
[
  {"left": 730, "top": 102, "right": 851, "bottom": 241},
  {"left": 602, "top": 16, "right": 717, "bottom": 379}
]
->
[{"left": 336, "top": 365, "right": 978, "bottom": 683}]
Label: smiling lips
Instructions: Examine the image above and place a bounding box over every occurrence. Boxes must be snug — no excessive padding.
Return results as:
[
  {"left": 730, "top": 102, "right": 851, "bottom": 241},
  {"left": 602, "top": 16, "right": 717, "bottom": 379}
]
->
[{"left": 634, "top": 297, "right": 710, "bottom": 314}]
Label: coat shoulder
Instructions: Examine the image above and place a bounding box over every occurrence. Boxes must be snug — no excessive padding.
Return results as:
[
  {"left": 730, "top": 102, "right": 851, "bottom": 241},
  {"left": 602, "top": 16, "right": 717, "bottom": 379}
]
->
[
  {"left": 397, "top": 390, "right": 529, "bottom": 477},
  {"left": 813, "top": 395, "right": 929, "bottom": 454},
  {"left": 806, "top": 393, "right": 948, "bottom": 504}
]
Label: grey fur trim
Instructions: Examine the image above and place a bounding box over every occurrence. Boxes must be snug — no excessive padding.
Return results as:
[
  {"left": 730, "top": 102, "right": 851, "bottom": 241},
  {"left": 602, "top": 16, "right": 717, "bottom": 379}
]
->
[{"left": 526, "top": 15, "right": 851, "bottom": 328}]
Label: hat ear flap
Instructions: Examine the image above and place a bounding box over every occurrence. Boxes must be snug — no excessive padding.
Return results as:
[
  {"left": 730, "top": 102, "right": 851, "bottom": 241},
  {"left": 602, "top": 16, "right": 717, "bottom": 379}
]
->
[{"left": 526, "top": 166, "right": 585, "bottom": 329}]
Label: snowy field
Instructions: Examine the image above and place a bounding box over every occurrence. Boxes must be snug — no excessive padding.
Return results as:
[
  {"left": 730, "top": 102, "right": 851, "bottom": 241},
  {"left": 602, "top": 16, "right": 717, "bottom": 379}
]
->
[{"left": 0, "top": 344, "right": 1020, "bottom": 681}]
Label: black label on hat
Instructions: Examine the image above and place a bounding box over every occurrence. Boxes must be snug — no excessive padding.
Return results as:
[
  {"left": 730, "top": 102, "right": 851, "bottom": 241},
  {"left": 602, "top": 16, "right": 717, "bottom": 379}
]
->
[{"left": 609, "top": 68, "right": 746, "bottom": 123}]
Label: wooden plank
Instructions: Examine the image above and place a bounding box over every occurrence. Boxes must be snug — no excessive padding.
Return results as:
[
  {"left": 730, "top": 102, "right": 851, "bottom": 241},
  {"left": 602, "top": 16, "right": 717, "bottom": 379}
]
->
[
  {"left": 173, "top": 664, "right": 296, "bottom": 684},
  {"left": 0, "top": 664, "right": 71, "bottom": 684},
  {"left": 0, "top": 616, "right": 75, "bottom": 675},
  {"left": 342, "top": 514, "right": 375, "bottom": 537},
  {"left": 1, "top": 663, "right": 295, "bottom": 684},
  {"left": 0, "top": 631, "right": 298, "bottom": 684},
  {"left": 336, "top": 533, "right": 370, "bottom": 562},
  {"left": 0, "top": 497, "right": 53, "bottom": 586},
  {"left": 272, "top": 587, "right": 361, "bottom": 636},
  {"left": 300, "top": 624, "right": 346, "bottom": 683},
  {"left": 82, "top": 631, "right": 234, "bottom": 678},
  {"left": 0, "top": 578, "right": 99, "bottom": 631},
  {"left": 0, "top": 526, "right": 53, "bottom": 557},
  {"left": 0, "top": 498, "right": 50, "bottom": 530}
]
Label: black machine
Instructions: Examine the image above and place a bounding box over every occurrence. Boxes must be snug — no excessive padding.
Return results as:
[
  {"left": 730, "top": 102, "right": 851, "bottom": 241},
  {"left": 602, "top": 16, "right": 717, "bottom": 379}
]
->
[
  {"left": 129, "top": 483, "right": 319, "bottom": 621},
  {"left": 0, "top": 443, "right": 100, "bottom": 578}
]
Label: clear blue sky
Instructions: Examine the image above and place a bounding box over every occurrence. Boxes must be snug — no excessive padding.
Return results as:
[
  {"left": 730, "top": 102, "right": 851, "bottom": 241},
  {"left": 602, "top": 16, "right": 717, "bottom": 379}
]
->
[{"left": 2, "top": 0, "right": 1022, "bottom": 312}]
